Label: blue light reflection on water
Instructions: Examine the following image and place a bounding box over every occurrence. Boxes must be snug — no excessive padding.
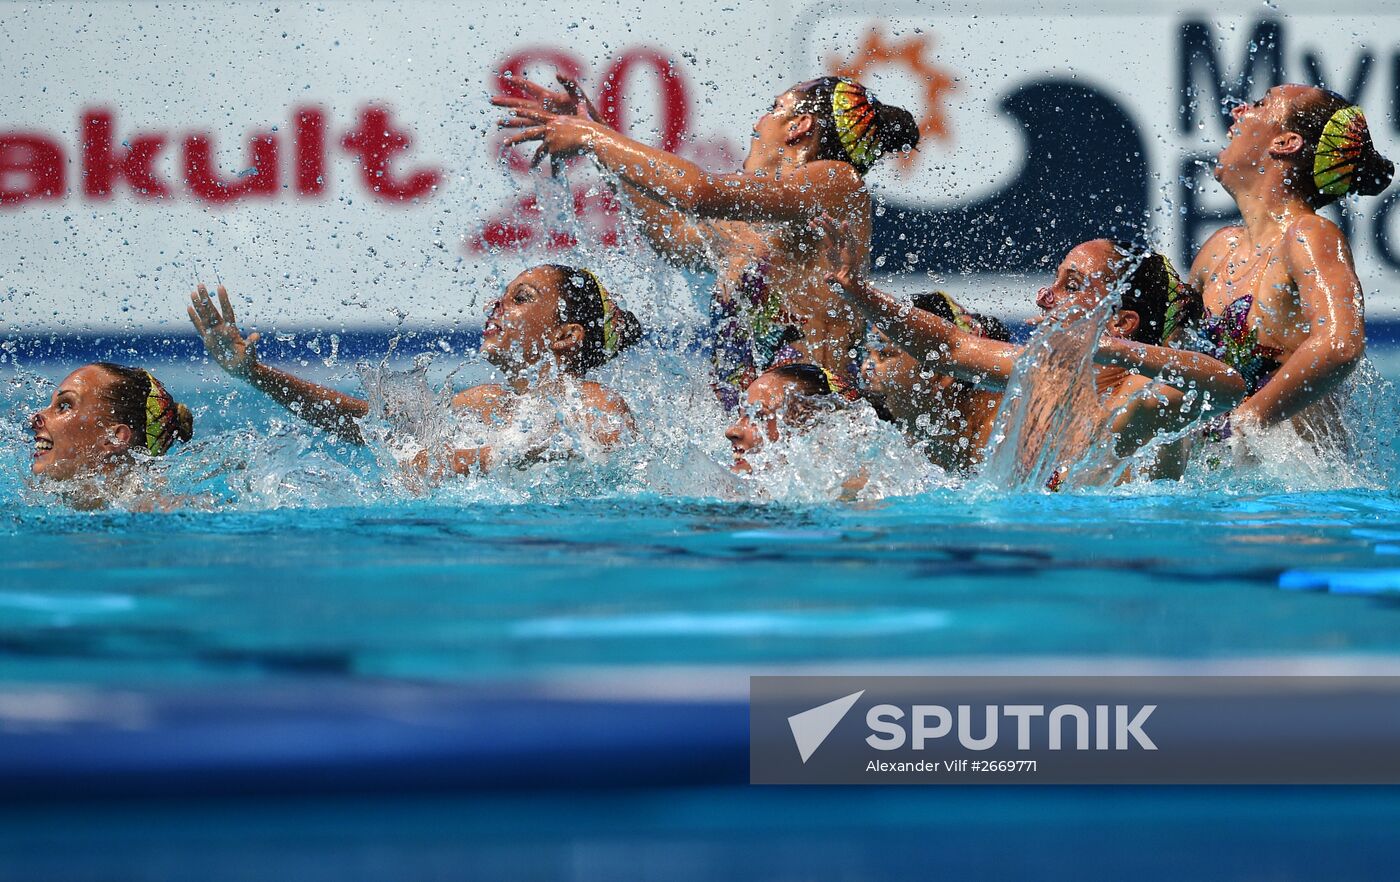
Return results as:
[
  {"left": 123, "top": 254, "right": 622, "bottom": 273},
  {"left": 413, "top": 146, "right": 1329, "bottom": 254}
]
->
[
  {"left": 5, "top": 353, "right": 1400, "bottom": 880},
  {"left": 3, "top": 349, "right": 1400, "bottom": 686},
  {"left": 4, "top": 488, "right": 1400, "bottom": 684}
]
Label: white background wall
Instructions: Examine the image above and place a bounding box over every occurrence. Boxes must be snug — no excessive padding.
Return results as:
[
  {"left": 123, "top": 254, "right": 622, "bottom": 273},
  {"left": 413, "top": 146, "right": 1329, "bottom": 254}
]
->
[{"left": 2, "top": 0, "right": 1397, "bottom": 333}]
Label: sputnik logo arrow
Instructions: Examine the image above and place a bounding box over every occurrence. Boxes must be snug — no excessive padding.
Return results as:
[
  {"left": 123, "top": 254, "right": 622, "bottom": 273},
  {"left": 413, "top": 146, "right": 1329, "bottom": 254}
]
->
[{"left": 787, "top": 690, "right": 865, "bottom": 763}]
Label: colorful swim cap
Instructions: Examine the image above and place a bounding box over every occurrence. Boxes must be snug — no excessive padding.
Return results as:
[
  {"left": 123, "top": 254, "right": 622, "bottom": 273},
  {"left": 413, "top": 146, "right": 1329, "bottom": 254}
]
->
[
  {"left": 793, "top": 76, "right": 918, "bottom": 175},
  {"left": 142, "top": 371, "right": 180, "bottom": 456},
  {"left": 579, "top": 268, "right": 619, "bottom": 356},
  {"left": 1159, "top": 258, "right": 1188, "bottom": 344},
  {"left": 1109, "top": 243, "right": 1203, "bottom": 346},
  {"left": 912, "top": 290, "right": 991, "bottom": 339},
  {"left": 817, "top": 364, "right": 862, "bottom": 402},
  {"left": 832, "top": 79, "right": 880, "bottom": 173},
  {"left": 1313, "top": 104, "right": 1372, "bottom": 197}
]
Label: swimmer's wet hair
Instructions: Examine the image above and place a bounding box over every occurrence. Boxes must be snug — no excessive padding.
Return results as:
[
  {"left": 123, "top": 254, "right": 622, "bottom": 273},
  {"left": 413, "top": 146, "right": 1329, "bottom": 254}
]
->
[
  {"left": 1285, "top": 88, "right": 1394, "bottom": 205},
  {"left": 792, "top": 77, "right": 920, "bottom": 175},
  {"left": 546, "top": 265, "right": 644, "bottom": 373},
  {"left": 911, "top": 292, "right": 1013, "bottom": 343},
  {"left": 92, "top": 363, "right": 194, "bottom": 456},
  {"left": 973, "top": 314, "right": 1013, "bottom": 344},
  {"left": 1108, "top": 245, "right": 1204, "bottom": 347},
  {"left": 765, "top": 363, "right": 835, "bottom": 398}
]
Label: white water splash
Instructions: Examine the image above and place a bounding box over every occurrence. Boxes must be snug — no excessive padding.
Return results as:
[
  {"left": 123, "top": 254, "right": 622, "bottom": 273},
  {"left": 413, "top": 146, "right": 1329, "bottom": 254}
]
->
[{"left": 977, "top": 296, "right": 1123, "bottom": 492}]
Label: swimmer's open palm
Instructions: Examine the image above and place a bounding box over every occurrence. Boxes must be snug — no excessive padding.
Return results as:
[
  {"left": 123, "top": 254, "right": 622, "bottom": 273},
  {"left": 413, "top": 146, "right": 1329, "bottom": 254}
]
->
[
  {"left": 499, "top": 109, "right": 607, "bottom": 173},
  {"left": 188, "top": 284, "right": 259, "bottom": 378},
  {"left": 812, "top": 214, "right": 864, "bottom": 296},
  {"left": 490, "top": 73, "right": 604, "bottom": 125}
]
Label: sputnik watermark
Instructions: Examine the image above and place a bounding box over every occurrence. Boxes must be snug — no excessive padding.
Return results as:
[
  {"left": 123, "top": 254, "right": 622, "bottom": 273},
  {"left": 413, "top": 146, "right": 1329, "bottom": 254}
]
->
[
  {"left": 787, "top": 695, "right": 1155, "bottom": 765},
  {"left": 864, "top": 702, "right": 1156, "bottom": 751},
  {"left": 751, "top": 676, "right": 1400, "bottom": 784}
]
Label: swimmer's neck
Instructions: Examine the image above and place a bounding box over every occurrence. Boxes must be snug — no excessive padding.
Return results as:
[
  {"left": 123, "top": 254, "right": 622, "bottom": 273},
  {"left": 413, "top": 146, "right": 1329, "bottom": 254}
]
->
[
  {"left": 501, "top": 360, "right": 571, "bottom": 395},
  {"left": 1232, "top": 180, "right": 1315, "bottom": 243},
  {"left": 51, "top": 459, "right": 136, "bottom": 510},
  {"left": 742, "top": 147, "right": 809, "bottom": 178}
]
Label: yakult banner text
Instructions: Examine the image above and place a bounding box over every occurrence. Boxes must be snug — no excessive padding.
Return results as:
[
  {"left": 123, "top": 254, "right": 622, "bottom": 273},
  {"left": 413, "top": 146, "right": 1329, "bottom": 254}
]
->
[{"left": 3, "top": 1, "right": 1399, "bottom": 332}]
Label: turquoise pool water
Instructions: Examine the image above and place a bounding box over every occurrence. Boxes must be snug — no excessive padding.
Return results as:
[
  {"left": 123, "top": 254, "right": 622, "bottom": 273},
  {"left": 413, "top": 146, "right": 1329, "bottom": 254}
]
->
[
  {"left": 4, "top": 490, "right": 1400, "bottom": 685},
  {"left": 4, "top": 347, "right": 1400, "bottom": 880},
  {"left": 4, "top": 348, "right": 1400, "bottom": 685}
]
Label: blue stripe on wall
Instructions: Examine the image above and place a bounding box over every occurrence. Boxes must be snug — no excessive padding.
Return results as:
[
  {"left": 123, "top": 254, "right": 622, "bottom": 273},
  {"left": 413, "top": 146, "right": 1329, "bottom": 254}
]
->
[{"left": 6, "top": 320, "right": 1400, "bottom": 364}]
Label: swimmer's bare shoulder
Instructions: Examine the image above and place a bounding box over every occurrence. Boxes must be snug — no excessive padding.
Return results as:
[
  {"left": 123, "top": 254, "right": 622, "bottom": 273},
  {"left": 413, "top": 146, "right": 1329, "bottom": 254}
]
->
[
  {"left": 805, "top": 159, "right": 865, "bottom": 188},
  {"left": 578, "top": 381, "right": 637, "bottom": 443},
  {"left": 1188, "top": 224, "right": 1245, "bottom": 289},
  {"left": 451, "top": 384, "right": 511, "bottom": 422},
  {"left": 578, "top": 381, "right": 633, "bottom": 418},
  {"left": 800, "top": 160, "right": 868, "bottom": 210},
  {"left": 1279, "top": 213, "right": 1364, "bottom": 329},
  {"left": 1107, "top": 373, "right": 1173, "bottom": 459},
  {"left": 1281, "top": 213, "right": 1353, "bottom": 266}
]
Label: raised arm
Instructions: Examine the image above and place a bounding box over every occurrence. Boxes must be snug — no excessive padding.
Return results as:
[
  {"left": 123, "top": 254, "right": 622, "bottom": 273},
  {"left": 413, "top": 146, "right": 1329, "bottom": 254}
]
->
[
  {"left": 814, "top": 216, "right": 1020, "bottom": 388},
  {"left": 613, "top": 178, "right": 716, "bottom": 271},
  {"left": 1233, "top": 216, "right": 1365, "bottom": 427},
  {"left": 500, "top": 107, "right": 865, "bottom": 225},
  {"left": 492, "top": 74, "right": 716, "bottom": 269},
  {"left": 1095, "top": 336, "right": 1245, "bottom": 425},
  {"left": 188, "top": 285, "right": 368, "bottom": 443}
]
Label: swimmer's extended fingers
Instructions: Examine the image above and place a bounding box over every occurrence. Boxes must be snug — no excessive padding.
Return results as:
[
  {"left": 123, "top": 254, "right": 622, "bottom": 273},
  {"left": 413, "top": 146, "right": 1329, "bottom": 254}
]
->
[
  {"left": 810, "top": 213, "right": 839, "bottom": 242},
  {"left": 490, "top": 96, "right": 544, "bottom": 112},
  {"left": 190, "top": 284, "right": 222, "bottom": 331},
  {"left": 187, "top": 304, "right": 208, "bottom": 338},
  {"left": 215, "top": 285, "right": 239, "bottom": 328},
  {"left": 499, "top": 106, "right": 554, "bottom": 125},
  {"left": 190, "top": 285, "right": 258, "bottom": 373},
  {"left": 513, "top": 75, "right": 566, "bottom": 105},
  {"left": 810, "top": 214, "right": 844, "bottom": 263},
  {"left": 556, "top": 75, "right": 604, "bottom": 123},
  {"left": 502, "top": 126, "right": 548, "bottom": 148},
  {"left": 811, "top": 214, "right": 862, "bottom": 291},
  {"left": 497, "top": 115, "right": 547, "bottom": 130},
  {"left": 189, "top": 301, "right": 229, "bottom": 362},
  {"left": 491, "top": 76, "right": 575, "bottom": 115}
]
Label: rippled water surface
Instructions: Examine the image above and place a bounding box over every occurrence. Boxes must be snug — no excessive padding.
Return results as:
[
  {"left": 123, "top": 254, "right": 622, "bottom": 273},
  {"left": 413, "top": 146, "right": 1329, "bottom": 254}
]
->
[
  {"left": 5, "top": 353, "right": 1400, "bottom": 686},
  {"left": 6, "top": 482, "right": 1400, "bottom": 684}
]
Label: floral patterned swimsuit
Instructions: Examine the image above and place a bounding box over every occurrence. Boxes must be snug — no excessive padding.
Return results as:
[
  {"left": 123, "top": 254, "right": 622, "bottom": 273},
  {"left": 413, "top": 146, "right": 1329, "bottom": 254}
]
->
[
  {"left": 710, "top": 260, "right": 861, "bottom": 409},
  {"left": 1183, "top": 293, "right": 1284, "bottom": 396},
  {"left": 1181, "top": 292, "right": 1284, "bottom": 440}
]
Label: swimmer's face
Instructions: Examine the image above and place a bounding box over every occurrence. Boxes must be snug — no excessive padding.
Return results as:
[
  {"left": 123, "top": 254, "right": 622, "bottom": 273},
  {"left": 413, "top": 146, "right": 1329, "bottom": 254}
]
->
[
  {"left": 29, "top": 365, "right": 132, "bottom": 481},
  {"left": 724, "top": 373, "right": 808, "bottom": 474},
  {"left": 1032, "top": 240, "right": 1120, "bottom": 326},
  {"left": 480, "top": 267, "right": 576, "bottom": 371},
  {"left": 1215, "top": 85, "right": 1310, "bottom": 188},
  {"left": 1032, "top": 240, "right": 1146, "bottom": 340},
  {"left": 863, "top": 328, "right": 953, "bottom": 397},
  {"left": 745, "top": 90, "right": 807, "bottom": 170}
]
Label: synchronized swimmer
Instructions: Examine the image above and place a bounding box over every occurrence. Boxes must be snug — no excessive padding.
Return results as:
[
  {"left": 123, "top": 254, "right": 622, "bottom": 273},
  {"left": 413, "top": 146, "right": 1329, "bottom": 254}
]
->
[{"left": 22, "top": 66, "right": 1396, "bottom": 506}]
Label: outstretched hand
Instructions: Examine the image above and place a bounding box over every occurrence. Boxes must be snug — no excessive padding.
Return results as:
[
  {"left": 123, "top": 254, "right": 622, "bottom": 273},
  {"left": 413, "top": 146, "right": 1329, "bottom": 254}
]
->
[
  {"left": 490, "top": 72, "right": 605, "bottom": 124},
  {"left": 811, "top": 214, "right": 865, "bottom": 296},
  {"left": 188, "top": 284, "right": 259, "bottom": 378},
  {"left": 493, "top": 72, "right": 609, "bottom": 173}
]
